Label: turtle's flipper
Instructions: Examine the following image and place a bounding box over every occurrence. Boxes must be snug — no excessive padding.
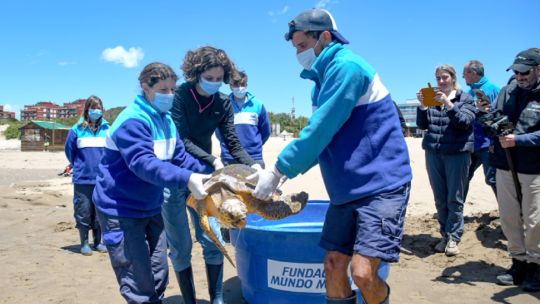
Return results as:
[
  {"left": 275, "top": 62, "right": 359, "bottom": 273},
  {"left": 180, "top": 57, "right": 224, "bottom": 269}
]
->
[
  {"left": 250, "top": 191, "right": 309, "bottom": 219},
  {"left": 197, "top": 197, "right": 236, "bottom": 268}
]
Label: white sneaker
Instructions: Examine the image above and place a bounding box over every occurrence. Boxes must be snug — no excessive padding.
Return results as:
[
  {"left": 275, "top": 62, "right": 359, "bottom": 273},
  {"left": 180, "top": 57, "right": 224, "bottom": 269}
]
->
[
  {"left": 434, "top": 238, "right": 447, "bottom": 253},
  {"left": 445, "top": 239, "right": 460, "bottom": 256}
]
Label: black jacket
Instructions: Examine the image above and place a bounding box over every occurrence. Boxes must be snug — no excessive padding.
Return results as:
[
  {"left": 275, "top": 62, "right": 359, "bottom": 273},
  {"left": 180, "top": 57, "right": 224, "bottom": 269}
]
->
[
  {"left": 171, "top": 82, "right": 254, "bottom": 166},
  {"left": 416, "top": 90, "right": 476, "bottom": 153},
  {"left": 490, "top": 80, "right": 540, "bottom": 174}
]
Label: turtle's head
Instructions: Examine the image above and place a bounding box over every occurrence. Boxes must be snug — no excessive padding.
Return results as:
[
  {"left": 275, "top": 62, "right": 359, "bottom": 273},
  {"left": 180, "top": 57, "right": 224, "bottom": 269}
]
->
[{"left": 218, "top": 197, "right": 248, "bottom": 228}]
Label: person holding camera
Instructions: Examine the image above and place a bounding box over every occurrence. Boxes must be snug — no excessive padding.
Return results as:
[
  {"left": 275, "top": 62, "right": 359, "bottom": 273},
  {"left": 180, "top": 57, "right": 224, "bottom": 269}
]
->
[
  {"left": 462, "top": 60, "right": 500, "bottom": 200},
  {"left": 484, "top": 49, "right": 540, "bottom": 292},
  {"left": 416, "top": 64, "right": 476, "bottom": 257}
]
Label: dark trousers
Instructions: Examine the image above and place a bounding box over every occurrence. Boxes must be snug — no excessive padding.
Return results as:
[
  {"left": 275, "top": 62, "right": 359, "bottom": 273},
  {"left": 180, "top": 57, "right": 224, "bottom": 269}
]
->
[
  {"left": 425, "top": 150, "right": 471, "bottom": 242},
  {"left": 73, "top": 184, "right": 99, "bottom": 230},
  {"left": 464, "top": 147, "right": 497, "bottom": 201},
  {"left": 97, "top": 211, "right": 168, "bottom": 304}
]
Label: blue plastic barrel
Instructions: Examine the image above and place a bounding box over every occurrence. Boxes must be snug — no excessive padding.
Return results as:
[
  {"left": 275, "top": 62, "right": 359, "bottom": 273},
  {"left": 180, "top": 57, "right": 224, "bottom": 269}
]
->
[{"left": 230, "top": 200, "right": 389, "bottom": 304}]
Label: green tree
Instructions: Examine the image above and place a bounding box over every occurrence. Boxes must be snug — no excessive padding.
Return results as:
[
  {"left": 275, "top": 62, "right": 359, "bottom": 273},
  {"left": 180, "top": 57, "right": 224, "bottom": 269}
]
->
[
  {"left": 4, "top": 120, "right": 25, "bottom": 139},
  {"left": 268, "top": 112, "right": 309, "bottom": 135},
  {"left": 104, "top": 106, "right": 125, "bottom": 124}
]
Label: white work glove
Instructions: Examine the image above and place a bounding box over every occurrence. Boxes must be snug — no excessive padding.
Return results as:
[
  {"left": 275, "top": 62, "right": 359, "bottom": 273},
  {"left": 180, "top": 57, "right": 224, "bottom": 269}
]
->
[
  {"left": 187, "top": 173, "right": 211, "bottom": 200},
  {"left": 251, "top": 163, "right": 263, "bottom": 172},
  {"left": 213, "top": 158, "right": 224, "bottom": 170},
  {"left": 247, "top": 166, "right": 283, "bottom": 201}
]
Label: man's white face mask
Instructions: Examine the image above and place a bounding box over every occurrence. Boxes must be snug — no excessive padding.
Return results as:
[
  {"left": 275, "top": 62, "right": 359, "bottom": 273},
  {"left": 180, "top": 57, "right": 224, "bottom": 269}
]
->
[{"left": 296, "top": 37, "right": 321, "bottom": 70}]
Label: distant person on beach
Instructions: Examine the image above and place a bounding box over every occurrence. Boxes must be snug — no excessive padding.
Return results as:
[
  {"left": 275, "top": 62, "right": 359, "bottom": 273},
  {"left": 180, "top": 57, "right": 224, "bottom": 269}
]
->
[
  {"left": 416, "top": 64, "right": 476, "bottom": 257},
  {"left": 462, "top": 60, "right": 500, "bottom": 201},
  {"left": 92, "top": 62, "right": 211, "bottom": 303},
  {"left": 163, "top": 46, "right": 258, "bottom": 304},
  {"left": 485, "top": 49, "right": 540, "bottom": 292},
  {"left": 249, "top": 8, "right": 412, "bottom": 304},
  {"left": 64, "top": 95, "right": 109, "bottom": 256}
]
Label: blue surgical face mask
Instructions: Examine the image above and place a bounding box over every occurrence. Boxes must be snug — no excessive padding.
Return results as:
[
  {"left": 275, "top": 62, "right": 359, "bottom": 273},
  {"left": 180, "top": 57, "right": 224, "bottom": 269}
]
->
[
  {"left": 199, "top": 78, "right": 222, "bottom": 95},
  {"left": 296, "top": 38, "right": 321, "bottom": 70},
  {"left": 151, "top": 92, "right": 174, "bottom": 113},
  {"left": 88, "top": 109, "right": 102, "bottom": 120}
]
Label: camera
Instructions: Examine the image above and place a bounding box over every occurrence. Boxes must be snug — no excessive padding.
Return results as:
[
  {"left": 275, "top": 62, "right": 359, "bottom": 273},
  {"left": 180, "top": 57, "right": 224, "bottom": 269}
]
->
[{"left": 478, "top": 110, "right": 514, "bottom": 137}]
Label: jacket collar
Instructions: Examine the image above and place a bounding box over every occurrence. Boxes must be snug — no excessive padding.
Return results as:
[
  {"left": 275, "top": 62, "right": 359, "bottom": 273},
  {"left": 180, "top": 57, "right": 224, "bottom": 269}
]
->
[
  {"left": 300, "top": 41, "right": 343, "bottom": 84},
  {"left": 469, "top": 76, "right": 489, "bottom": 90},
  {"left": 135, "top": 95, "right": 167, "bottom": 118},
  {"left": 229, "top": 92, "right": 254, "bottom": 110}
]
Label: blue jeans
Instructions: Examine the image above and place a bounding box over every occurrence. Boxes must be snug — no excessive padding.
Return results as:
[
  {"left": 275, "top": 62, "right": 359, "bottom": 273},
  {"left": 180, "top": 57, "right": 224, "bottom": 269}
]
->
[
  {"left": 425, "top": 150, "right": 471, "bottom": 242},
  {"left": 464, "top": 147, "right": 497, "bottom": 200},
  {"left": 97, "top": 210, "right": 168, "bottom": 304},
  {"left": 162, "top": 187, "right": 224, "bottom": 272}
]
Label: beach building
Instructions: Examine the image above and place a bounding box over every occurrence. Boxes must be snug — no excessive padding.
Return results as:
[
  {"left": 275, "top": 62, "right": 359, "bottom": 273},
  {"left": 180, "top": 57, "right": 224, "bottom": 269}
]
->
[
  {"left": 21, "top": 99, "right": 85, "bottom": 121},
  {"left": 0, "top": 105, "right": 17, "bottom": 123},
  {"left": 19, "top": 120, "right": 70, "bottom": 151},
  {"left": 397, "top": 99, "right": 424, "bottom": 137}
]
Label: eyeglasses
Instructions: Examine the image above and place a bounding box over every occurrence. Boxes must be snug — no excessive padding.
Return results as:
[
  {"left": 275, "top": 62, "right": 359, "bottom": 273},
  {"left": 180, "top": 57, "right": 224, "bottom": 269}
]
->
[{"left": 514, "top": 69, "right": 532, "bottom": 76}]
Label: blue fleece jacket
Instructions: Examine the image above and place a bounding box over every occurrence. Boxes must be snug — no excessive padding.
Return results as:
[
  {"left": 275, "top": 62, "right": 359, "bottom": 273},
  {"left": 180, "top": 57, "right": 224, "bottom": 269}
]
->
[
  {"left": 217, "top": 92, "right": 271, "bottom": 161},
  {"left": 468, "top": 76, "right": 501, "bottom": 151},
  {"left": 93, "top": 95, "right": 210, "bottom": 218},
  {"left": 276, "top": 42, "right": 412, "bottom": 205},
  {"left": 65, "top": 119, "right": 109, "bottom": 185}
]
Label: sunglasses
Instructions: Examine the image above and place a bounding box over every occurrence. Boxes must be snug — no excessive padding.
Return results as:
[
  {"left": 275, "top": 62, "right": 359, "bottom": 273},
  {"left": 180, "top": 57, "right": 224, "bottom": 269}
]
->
[{"left": 514, "top": 69, "right": 532, "bottom": 76}]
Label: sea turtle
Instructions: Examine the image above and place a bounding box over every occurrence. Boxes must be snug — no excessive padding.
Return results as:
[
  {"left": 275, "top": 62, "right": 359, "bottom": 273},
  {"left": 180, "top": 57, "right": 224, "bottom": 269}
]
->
[{"left": 186, "top": 164, "right": 309, "bottom": 267}]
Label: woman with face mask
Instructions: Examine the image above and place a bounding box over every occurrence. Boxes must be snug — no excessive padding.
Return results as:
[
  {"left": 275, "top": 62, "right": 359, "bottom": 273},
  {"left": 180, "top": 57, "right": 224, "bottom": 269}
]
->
[
  {"left": 92, "top": 62, "right": 211, "bottom": 303},
  {"left": 162, "top": 46, "right": 258, "bottom": 304},
  {"left": 416, "top": 64, "right": 476, "bottom": 257},
  {"left": 64, "top": 95, "right": 109, "bottom": 256}
]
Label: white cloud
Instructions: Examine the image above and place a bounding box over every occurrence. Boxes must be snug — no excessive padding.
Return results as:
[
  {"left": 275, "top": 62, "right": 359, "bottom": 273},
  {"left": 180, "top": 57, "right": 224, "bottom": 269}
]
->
[
  {"left": 3, "top": 104, "right": 20, "bottom": 117},
  {"left": 101, "top": 46, "right": 144, "bottom": 68},
  {"left": 315, "top": 0, "right": 339, "bottom": 8},
  {"left": 58, "top": 61, "right": 76, "bottom": 66},
  {"left": 268, "top": 5, "right": 289, "bottom": 17}
]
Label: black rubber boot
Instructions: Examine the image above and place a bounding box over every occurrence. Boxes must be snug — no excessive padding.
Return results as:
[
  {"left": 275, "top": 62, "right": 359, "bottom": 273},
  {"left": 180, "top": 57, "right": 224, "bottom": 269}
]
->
[
  {"left": 92, "top": 228, "right": 107, "bottom": 252},
  {"left": 496, "top": 258, "right": 528, "bottom": 286},
  {"left": 176, "top": 267, "right": 196, "bottom": 304},
  {"left": 523, "top": 262, "right": 540, "bottom": 292},
  {"left": 326, "top": 291, "right": 357, "bottom": 304},
  {"left": 206, "top": 263, "right": 225, "bottom": 304}
]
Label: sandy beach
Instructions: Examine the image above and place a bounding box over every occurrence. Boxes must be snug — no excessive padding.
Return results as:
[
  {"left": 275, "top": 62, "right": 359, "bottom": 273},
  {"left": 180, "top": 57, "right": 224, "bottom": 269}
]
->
[{"left": 0, "top": 131, "right": 538, "bottom": 303}]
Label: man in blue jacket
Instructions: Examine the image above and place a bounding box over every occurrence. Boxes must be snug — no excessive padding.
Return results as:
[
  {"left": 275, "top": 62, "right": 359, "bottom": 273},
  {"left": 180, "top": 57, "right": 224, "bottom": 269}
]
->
[
  {"left": 462, "top": 60, "right": 500, "bottom": 200},
  {"left": 249, "top": 8, "right": 412, "bottom": 304}
]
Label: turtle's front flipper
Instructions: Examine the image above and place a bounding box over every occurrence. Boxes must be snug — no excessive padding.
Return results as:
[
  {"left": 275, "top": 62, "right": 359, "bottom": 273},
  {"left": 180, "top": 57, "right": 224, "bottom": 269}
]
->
[{"left": 197, "top": 197, "right": 236, "bottom": 268}]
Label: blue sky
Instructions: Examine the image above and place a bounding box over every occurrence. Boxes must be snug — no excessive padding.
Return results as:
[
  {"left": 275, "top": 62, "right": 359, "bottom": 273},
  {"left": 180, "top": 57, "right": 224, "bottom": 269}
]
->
[{"left": 1, "top": 0, "right": 538, "bottom": 119}]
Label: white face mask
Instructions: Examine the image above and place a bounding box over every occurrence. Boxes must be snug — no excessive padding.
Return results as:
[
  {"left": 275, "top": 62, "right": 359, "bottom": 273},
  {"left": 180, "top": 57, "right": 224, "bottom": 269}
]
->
[
  {"left": 232, "top": 87, "right": 247, "bottom": 99},
  {"left": 296, "top": 38, "right": 321, "bottom": 70}
]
